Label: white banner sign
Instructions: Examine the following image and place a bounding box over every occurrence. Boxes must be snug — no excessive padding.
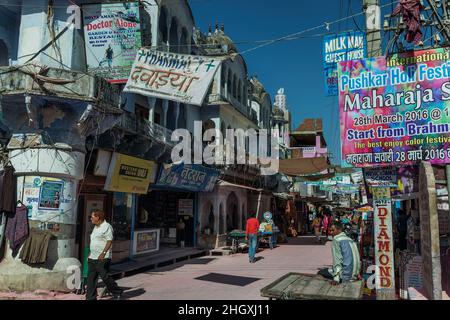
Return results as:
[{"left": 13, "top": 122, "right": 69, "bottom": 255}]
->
[{"left": 123, "top": 49, "right": 222, "bottom": 105}]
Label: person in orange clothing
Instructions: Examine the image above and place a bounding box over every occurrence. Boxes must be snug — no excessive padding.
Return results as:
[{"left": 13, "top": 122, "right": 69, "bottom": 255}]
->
[{"left": 245, "top": 213, "right": 260, "bottom": 263}]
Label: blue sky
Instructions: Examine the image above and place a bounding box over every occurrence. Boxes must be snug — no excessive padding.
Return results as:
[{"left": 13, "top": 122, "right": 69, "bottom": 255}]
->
[{"left": 189, "top": 0, "right": 370, "bottom": 165}]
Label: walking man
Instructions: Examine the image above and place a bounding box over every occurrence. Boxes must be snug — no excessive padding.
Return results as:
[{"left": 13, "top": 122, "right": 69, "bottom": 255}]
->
[
  {"left": 245, "top": 213, "right": 260, "bottom": 263},
  {"left": 86, "top": 210, "right": 123, "bottom": 300},
  {"left": 318, "top": 221, "right": 361, "bottom": 285}
]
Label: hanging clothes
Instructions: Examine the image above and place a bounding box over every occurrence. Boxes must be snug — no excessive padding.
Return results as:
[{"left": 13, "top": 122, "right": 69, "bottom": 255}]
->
[
  {"left": 392, "top": 0, "right": 424, "bottom": 45},
  {"left": 19, "top": 228, "right": 52, "bottom": 264},
  {"left": 0, "top": 166, "right": 16, "bottom": 214},
  {"left": 5, "top": 205, "right": 29, "bottom": 257}
]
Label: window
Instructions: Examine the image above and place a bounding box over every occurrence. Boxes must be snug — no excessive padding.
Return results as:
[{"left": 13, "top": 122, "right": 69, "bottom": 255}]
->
[{"left": 154, "top": 112, "right": 161, "bottom": 125}]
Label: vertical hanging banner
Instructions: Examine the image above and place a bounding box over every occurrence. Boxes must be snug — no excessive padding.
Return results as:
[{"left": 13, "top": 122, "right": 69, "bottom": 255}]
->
[
  {"left": 323, "top": 31, "right": 366, "bottom": 96},
  {"left": 82, "top": 2, "right": 142, "bottom": 83},
  {"left": 339, "top": 48, "right": 450, "bottom": 167},
  {"left": 372, "top": 187, "right": 396, "bottom": 300},
  {"left": 123, "top": 49, "right": 222, "bottom": 105}
]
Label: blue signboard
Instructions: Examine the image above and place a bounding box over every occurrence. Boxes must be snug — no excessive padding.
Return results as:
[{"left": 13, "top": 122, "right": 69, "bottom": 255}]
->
[
  {"left": 323, "top": 31, "right": 366, "bottom": 96},
  {"left": 152, "top": 164, "right": 220, "bottom": 192}
]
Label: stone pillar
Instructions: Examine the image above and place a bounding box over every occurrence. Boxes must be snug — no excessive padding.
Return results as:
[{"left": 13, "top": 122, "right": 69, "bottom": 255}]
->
[
  {"left": 162, "top": 100, "right": 169, "bottom": 129},
  {"left": 147, "top": 97, "right": 156, "bottom": 123},
  {"left": 174, "top": 102, "right": 180, "bottom": 129},
  {"left": 0, "top": 147, "right": 84, "bottom": 292}
]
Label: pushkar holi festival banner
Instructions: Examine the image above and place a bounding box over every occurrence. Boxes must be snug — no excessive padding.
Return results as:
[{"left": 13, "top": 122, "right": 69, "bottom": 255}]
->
[
  {"left": 339, "top": 47, "right": 450, "bottom": 168},
  {"left": 83, "top": 2, "right": 142, "bottom": 83},
  {"left": 323, "top": 31, "right": 366, "bottom": 96}
]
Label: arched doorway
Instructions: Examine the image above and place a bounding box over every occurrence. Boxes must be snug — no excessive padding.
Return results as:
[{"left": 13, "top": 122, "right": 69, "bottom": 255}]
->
[
  {"left": 202, "top": 201, "right": 214, "bottom": 233},
  {"left": 226, "top": 192, "right": 239, "bottom": 231},
  {"left": 242, "top": 203, "right": 246, "bottom": 229}
]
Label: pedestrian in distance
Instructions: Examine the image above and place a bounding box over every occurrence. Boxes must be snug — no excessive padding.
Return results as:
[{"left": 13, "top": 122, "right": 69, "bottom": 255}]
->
[
  {"left": 86, "top": 210, "right": 123, "bottom": 301},
  {"left": 312, "top": 214, "right": 322, "bottom": 243},
  {"left": 245, "top": 213, "right": 260, "bottom": 263},
  {"left": 318, "top": 221, "right": 361, "bottom": 285}
]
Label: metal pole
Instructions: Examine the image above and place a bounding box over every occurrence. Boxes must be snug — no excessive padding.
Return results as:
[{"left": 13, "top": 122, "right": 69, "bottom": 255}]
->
[{"left": 446, "top": 165, "right": 450, "bottom": 198}]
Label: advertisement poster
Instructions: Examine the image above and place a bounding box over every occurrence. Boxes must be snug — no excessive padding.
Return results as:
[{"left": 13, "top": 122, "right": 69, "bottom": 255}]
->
[
  {"left": 123, "top": 49, "right": 222, "bottom": 105},
  {"left": 133, "top": 229, "right": 160, "bottom": 255},
  {"left": 339, "top": 47, "right": 450, "bottom": 168},
  {"left": 38, "top": 181, "right": 63, "bottom": 210},
  {"left": 18, "top": 176, "right": 77, "bottom": 225},
  {"left": 104, "top": 153, "right": 157, "bottom": 194},
  {"left": 178, "top": 199, "right": 194, "bottom": 217},
  {"left": 323, "top": 31, "right": 366, "bottom": 96},
  {"left": 363, "top": 167, "right": 398, "bottom": 187},
  {"left": 83, "top": 2, "right": 142, "bottom": 83}
]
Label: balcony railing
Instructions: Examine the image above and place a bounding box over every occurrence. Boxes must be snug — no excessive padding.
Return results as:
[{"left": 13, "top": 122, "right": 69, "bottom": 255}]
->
[
  {"left": 144, "top": 120, "right": 175, "bottom": 147},
  {"left": 116, "top": 111, "right": 175, "bottom": 147}
]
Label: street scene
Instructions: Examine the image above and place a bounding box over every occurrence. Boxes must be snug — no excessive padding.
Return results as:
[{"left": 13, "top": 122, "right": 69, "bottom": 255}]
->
[{"left": 0, "top": 0, "right": 450, "bottom": 303}]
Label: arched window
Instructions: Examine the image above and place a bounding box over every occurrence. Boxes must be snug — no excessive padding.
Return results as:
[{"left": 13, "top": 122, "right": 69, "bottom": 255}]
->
[
  {"left": 159, "top": 7, "right": 169, "bottom": 45},
  {"left": 227, "top": 72, "right": 232, "bottom": 98},
  {"left": 169, "top": 17, "right": 179, "bottom": 53},
  {"left": 180, "top": 28, "right": 188, "bottom": 54},
  {"left": 237, "top": 79, "right": 242, "bottom": 103},
  {"left": 0, "top": 40, "right": 9, "bottom": 66}
]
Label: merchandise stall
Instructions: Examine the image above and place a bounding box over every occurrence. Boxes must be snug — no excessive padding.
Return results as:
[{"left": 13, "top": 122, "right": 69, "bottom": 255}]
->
[{"left": 356, "top": 206, "right": 375, "bottom": 297}]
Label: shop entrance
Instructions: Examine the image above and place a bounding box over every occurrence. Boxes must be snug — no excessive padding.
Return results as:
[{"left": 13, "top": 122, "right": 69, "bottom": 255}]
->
[{"left": 137, "top": 191, "right": 196, "bottom": 248}]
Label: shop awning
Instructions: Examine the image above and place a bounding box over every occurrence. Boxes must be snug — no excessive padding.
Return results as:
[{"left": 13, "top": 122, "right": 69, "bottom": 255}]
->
[
  {"left": 279, "top": 157, "right": 329, "bottom": 176},
  {"left": 273, "top": 193, "right": 294, "bottom": 200},
  {"left": 298, "top": 172, "right": 336, "bottom": 182},
  {"left": 217, "top": 180, "right": 264, "bottom": 192}
]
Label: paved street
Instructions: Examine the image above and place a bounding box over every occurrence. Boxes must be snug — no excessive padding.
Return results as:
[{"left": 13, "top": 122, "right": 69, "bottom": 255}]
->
[{"left": 116, "top": 236, "right": 332, "bottom": 300}]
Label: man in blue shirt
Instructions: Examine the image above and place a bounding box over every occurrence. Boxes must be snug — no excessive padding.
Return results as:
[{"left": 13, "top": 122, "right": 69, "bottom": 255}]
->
[{"left": 318, "top": 221, "right": 361, "bottom": 284}]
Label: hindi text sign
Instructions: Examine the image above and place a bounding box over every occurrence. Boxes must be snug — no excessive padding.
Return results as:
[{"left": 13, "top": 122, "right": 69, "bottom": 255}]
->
[{"left": 124, "top": 49, "right": 221, "bottom": 106}]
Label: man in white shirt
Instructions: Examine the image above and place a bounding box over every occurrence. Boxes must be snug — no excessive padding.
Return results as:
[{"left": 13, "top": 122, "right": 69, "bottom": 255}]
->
[{"left": 86, "top": 210, "right": 123, "bottom": 300}]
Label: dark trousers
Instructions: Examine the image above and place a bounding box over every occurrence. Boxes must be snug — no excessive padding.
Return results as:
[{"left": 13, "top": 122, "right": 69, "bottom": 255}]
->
[{"left": 86, "top": 258, "right": 122, "bottom": 300}]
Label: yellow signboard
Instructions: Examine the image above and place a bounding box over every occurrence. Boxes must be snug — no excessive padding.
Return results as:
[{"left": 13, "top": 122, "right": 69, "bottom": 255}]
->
[{"left": 104, "top": 153, "right": 157, "bottom": 194}]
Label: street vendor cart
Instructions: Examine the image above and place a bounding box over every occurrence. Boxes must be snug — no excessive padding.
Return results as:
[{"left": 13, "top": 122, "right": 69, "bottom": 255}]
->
[
  {"left": 228, "top": 230, "right": 247, "bottom": 254},
  {"left": 228, "top": 228, "right": 280, "bottom": 253}
]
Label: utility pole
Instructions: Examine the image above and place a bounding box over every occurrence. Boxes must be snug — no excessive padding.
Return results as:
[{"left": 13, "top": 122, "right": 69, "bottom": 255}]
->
[{"left": 363, "top": 0, "right": 396, "bottom": 301}]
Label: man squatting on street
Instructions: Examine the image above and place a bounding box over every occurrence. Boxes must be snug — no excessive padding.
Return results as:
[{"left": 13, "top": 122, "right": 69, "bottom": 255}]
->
[{"left": 318, "top": 221, "right": 361, "bottom": 285}]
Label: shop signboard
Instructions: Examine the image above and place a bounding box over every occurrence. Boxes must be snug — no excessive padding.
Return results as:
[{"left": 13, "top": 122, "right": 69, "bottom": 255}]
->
[
  {"left": 104, "top": 153, "right": 158, "bottom": 194},
  {"left": 418, "top": 161, "right": 442, "bottom": 300},
  {"left": 363, "top": 167, "right": 398, "bottom": 187},
  {"left": 133, "top": 229, "right": 160, "bottom": 255},
  {"left": 372, "top": 187, "right": 396, "bottom": 299},
  {"left": 338, "top": 47, "right": 450, "bottom": 168},
  {"left": 178, "top": 199, "right": 194, "bottom": 217},
  {"left": 123, "top": 49, "right": 222, "bottom": 106},
  {"left": 153, "top": 163, "right": 220, "bottom": 192},
  {"left": 82, "top": 2, "right": 142, "bottom": 83},
  {"left": 323, "top": 31, "right": 366, "bottom": 96}
]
